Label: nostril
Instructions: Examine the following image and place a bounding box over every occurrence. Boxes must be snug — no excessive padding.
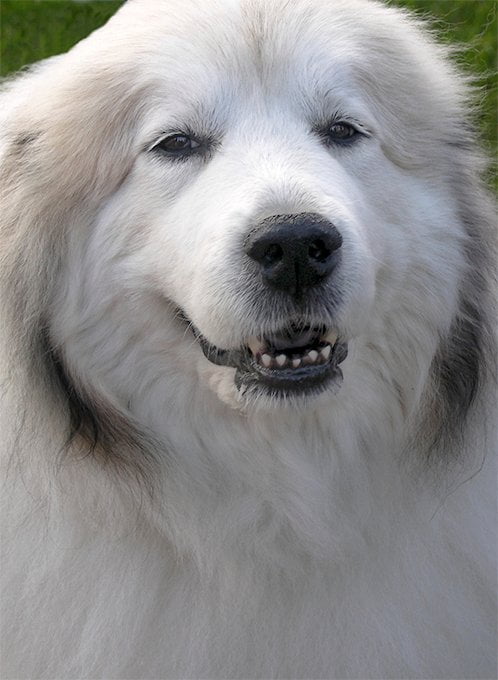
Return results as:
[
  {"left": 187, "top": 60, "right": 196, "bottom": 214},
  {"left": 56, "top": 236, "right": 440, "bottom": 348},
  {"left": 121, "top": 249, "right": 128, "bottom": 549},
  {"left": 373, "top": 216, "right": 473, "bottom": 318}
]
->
[
  {"left": 263, "top": 243, "right": 284, "bottom": 266},
  {"left": 308, "top": 239, "right": 331, "bottom": 263}
]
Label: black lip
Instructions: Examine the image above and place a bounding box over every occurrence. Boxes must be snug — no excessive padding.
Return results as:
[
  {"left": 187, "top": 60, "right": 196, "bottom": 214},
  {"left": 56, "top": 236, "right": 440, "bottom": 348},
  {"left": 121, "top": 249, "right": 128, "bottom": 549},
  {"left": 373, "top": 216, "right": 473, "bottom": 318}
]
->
[
  {"left": 194, "top": 332, "right": 245, "bottom": 368},
  {"left": 191, "top": 323, "right": 348, "bottom": 396},
  {"left": 235, "top": 343, "right": 347, "bottom": 395}
]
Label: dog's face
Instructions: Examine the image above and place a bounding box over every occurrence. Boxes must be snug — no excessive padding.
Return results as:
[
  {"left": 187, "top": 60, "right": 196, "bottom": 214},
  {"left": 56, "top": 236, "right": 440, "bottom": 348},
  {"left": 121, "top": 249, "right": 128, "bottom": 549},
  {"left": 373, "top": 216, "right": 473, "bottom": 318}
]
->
[{"left": 51, "top": 0, "right": 465, "bottom": 412}]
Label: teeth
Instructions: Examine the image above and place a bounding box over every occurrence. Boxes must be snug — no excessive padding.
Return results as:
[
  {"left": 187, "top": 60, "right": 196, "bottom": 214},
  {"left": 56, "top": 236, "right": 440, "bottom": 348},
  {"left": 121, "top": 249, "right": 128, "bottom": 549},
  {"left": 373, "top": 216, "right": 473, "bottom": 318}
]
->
[
  {"left": 250, "top": 329, "right": 339, "bottom": 371},
  {"left": 261, "top": 354, "right": 272, "bottom": 368},
  {"left": 303, "top": 351, "right": 315, "bottom": 365},
  {"left": 247, "top": 336, "right": 263, "bottom": 356},
  {"left": 325, "top": 330, "right": 338, "bottom": 346}
]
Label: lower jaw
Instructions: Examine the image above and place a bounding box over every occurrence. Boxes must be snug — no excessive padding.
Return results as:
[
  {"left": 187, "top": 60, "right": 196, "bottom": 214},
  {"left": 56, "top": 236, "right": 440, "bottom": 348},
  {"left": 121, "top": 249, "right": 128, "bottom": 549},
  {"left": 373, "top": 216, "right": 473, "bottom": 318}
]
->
[
  {"left": 234, "top": 362, "right": 344, "bottom": 402},
  {"left": 232, "top": 344, "right": 347, "bottom": 401}
]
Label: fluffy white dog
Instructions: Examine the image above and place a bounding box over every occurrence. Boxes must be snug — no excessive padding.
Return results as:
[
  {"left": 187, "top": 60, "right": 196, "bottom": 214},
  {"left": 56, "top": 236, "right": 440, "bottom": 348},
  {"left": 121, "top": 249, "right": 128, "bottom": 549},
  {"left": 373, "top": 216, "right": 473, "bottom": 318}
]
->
[{"left": 1, "top": 0, "right": 496, "bottom": 678}]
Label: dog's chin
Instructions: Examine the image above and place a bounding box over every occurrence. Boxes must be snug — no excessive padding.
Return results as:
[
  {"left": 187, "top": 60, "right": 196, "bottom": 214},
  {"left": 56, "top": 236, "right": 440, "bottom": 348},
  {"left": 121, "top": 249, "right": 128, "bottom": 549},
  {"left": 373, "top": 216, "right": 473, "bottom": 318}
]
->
[{"left": 189, "top": 319, "right": 348, "bottom": 409}]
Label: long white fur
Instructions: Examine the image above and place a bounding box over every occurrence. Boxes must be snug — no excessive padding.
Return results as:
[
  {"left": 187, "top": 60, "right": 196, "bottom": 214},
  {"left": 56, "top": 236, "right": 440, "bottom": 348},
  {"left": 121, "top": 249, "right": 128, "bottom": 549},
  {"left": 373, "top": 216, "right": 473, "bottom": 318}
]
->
[{"left": 1, "top": 1, "right": 496, "bottom": 678}]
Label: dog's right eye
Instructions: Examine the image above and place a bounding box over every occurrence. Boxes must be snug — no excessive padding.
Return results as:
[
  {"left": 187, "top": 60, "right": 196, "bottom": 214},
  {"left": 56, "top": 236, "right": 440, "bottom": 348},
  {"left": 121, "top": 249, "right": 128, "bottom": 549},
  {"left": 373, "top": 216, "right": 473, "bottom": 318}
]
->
[
  {"left": 327, "top": 122, "right": 358, "bottom": 142},
  {"left": 152, "top": 133, "right": 201, "bottom": 157}
]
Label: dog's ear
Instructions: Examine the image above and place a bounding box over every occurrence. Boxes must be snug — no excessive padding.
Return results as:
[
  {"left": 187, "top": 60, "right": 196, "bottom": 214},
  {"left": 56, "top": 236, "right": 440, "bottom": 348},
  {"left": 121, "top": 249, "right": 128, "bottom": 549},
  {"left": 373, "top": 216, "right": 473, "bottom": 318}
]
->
[
  {"left": 419, "top": 174, "right": 497, "bottom": 462},
  {"left": 0, "top": 45, "right": 157, "bottom": 474},
  {"left": 0, "top": 39, "right": 147, "bottom": 308},
  {"left": 1, "top": 55, "right": 144, "bottom": 217},
  {"left": 0, "top": 48, "right": 145, "bottom": 363}
]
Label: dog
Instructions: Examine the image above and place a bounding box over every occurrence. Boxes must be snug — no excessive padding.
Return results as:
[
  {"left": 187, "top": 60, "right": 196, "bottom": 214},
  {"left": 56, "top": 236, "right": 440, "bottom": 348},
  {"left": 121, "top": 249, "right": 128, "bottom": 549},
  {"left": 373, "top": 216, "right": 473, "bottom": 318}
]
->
[{"left": 1, "top": 0, "right": 496, "bottom": 677}]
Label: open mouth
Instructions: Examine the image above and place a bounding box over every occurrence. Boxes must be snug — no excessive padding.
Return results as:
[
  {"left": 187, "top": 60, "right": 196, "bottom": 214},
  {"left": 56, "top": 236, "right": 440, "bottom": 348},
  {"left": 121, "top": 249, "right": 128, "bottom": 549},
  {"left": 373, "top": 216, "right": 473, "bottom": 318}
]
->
[{"left": 191, "top": 321, "right": 348, "bottom": 398}]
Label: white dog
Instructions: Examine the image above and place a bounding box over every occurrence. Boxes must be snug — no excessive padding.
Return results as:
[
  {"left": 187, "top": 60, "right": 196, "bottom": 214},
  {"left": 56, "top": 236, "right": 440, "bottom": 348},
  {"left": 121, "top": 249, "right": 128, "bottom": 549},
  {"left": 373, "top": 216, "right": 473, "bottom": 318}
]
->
[{"left": 1, "top": 0, "right": 496, "bottom": 678}]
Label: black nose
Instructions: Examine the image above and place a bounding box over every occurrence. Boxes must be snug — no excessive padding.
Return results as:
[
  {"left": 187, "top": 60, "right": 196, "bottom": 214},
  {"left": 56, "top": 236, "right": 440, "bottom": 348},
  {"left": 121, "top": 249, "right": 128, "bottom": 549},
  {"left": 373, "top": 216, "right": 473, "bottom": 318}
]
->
[{"left": 244, "top": 213, "right": 342, "bottom": 297}]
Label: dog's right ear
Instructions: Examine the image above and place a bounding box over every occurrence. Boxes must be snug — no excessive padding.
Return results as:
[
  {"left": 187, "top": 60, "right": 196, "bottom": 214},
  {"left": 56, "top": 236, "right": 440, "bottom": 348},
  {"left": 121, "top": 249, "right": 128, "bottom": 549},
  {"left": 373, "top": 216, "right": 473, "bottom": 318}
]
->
[
  {"left": 1, "top": 51, "right": 145, "bottom": 218},
  {"left": 0, "top": 36, "right": 151, "bottom": 448},
  {"left": 0, "top": 38, "right": 148, "bottom": 322}
]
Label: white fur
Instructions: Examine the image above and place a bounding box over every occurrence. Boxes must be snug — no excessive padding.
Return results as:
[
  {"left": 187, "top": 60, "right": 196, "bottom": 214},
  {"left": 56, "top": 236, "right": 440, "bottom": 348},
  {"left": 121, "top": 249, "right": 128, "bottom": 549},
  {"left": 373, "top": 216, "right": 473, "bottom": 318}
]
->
[{"left": 1, "top": 1, "right": 496, "bottom": 678}]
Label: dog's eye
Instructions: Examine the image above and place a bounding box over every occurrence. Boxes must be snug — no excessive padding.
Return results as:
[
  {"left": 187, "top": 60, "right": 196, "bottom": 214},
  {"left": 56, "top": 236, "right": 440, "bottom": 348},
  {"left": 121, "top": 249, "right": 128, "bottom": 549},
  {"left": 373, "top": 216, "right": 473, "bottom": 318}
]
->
[
  {"left": 326, "top": 122, "right": 359, "bottom": 143},
  {"left": 153, "top": 133, "right": 201, "bottom": 156}
]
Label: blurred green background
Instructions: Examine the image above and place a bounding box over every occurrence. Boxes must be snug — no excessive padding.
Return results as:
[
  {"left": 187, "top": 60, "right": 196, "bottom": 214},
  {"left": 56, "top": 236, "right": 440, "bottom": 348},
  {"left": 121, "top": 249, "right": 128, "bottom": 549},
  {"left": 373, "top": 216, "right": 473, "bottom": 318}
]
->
[{"left": 1, "top": 0, "right": 496, "bottom": 186}]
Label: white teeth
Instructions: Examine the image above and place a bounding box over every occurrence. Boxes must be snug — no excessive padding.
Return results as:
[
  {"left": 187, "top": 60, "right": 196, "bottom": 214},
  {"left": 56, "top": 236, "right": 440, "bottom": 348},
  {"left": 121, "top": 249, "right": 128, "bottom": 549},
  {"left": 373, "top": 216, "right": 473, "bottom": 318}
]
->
[
  {"left": 250, "top": 329, "right": 339, "bottom": 371},
  {"left": 325, "top": 330, "right": 338, "bottom": 346},
  {"left": 261, "top": 354, "right": 272, "bottom": 368}
]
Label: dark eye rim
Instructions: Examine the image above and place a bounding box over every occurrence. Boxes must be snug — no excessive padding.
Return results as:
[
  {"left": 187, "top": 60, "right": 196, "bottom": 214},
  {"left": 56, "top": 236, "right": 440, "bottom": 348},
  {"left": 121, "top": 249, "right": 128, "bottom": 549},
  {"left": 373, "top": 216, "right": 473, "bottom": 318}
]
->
[
  {"left": 327, "top": 122, "right": 358, "bottom": 141},
  {"left": 314, "top": 118, "right": 368, "bottom": 147},
  {"left": 148, "top": 131, "right": 204, "bottom": 159}
]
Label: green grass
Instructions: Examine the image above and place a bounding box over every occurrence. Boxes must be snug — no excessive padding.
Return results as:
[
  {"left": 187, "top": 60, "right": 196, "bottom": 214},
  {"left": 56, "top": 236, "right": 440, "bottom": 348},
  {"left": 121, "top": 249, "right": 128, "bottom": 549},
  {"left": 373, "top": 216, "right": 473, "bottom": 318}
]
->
[
  {"left": 1, "top": 0, "right": 496, "bottom": 186},
  {"left": 0, "top": 1, "right": 123, "bottom": 74},
  {"left": 390, "top": 0, "right": 497, "bottom": 186}
]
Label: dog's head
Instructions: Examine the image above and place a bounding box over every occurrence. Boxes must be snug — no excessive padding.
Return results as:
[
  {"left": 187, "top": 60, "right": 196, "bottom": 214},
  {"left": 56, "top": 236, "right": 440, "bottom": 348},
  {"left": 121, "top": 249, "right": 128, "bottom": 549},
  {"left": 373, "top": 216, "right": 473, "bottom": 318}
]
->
[{"left": 1, "top": 0, "right": 494, "bottom": 442}]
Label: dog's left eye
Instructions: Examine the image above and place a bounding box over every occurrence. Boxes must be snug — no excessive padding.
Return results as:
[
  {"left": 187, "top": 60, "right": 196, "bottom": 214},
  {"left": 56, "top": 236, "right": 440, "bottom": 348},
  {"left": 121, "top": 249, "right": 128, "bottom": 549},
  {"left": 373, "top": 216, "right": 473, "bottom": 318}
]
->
[
  {"left": 152, "top": 133, "right": 201, "bottom": 156},
  {"left": 326, "top": 122, "right": 359, "bottom": 143}
]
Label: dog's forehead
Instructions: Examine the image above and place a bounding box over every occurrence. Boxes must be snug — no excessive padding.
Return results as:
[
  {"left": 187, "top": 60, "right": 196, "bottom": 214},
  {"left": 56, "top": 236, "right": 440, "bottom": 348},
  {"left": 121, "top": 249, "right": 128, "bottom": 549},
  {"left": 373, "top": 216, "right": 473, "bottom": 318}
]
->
[
  {"left": 108, "top": 0, "right": 387, "bottom": 75},
  {"left": 101, "top": 0, "right": 380, "bottom": 110}
]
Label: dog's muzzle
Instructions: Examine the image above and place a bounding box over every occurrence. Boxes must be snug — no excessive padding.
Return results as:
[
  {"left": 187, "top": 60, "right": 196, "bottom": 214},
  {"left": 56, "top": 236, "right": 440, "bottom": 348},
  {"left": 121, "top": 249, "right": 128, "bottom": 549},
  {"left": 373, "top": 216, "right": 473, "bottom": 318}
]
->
[{"left": 185, "top": 213, "right": 348, "bottom": 399}]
